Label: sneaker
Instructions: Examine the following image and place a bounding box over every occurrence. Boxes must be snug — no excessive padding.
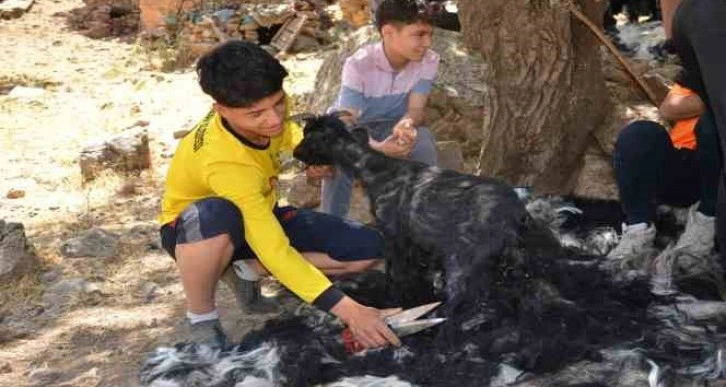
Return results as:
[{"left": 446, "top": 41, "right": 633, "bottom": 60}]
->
[
  {"left": 220, "top": 267, "right": 279, "bottom": 314},
  {"left": 183, "top": 319, "right": 228, "bottom": 349},
  {"left": 607, "top": 222, "right": 657, "bottom": 260},
  {"left": 674, "top": 209, "right": 716, "bottom": 256}
]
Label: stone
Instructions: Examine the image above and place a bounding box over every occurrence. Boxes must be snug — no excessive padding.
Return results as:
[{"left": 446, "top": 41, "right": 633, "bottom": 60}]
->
[
  {"left": 59, "top": 228, "right": 120, "bottom": 258},
  {"left": 79, "top": 126, "right": 151, "bottom": 182},
  {"left": 121, "top": 224, "right": 157, "bottom": 245},
  {"left": 436, "top": 141, "right": 465, "bottom": 173},
  {"left": 5, "top": 189, "right": 25, "bottom": 199},
  {"left": 27, "top": 368, "right": 62, "bottom": 387},
  {"left": 42, "top": 278, "right": 97, "bottom": 310},
  {"left": 572, "top": 150, "right": 619, "bottom": 200},
  {"left": 0, "top": 0, "right": 33, "bottom": 19},
  {"left": 0, "top": 361, "right": 11, "bottom": 374},
  {"left": 139, "top": 281, "right": 158, "bottom": 303},
  {"left": 286, "top": 174, "right": 321, "bottom": 209},
  {"left": 8, "top": 86, "right": 45, "bottom": 99},
  {"left": 0, "top": 220, "right": 37, "bottom": 281},
  {"left": 41, "top": 269, "right": 62, "bottom": 285}
]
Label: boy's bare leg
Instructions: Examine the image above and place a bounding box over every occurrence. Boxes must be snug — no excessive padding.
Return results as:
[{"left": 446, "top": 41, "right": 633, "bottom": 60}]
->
[{"left": 175, "top": 233, "right": 235, "bottom": 314}]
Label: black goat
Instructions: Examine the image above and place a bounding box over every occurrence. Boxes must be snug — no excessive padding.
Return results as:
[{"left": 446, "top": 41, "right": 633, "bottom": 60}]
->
[{"left": 139, "top": 115, "right": 726, "bottom": 387}]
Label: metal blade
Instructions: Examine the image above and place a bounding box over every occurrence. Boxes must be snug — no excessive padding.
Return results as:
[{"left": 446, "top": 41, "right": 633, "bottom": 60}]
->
[
  {"left": 391, "top": 318, "right": 447, "bottom": 338},
  {"left": 384, "top": 301, "right": 442, "bottom": 325}
]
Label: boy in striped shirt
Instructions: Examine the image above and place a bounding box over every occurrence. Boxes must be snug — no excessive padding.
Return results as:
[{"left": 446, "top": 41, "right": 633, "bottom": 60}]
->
[{"left": 321, "top": 0, "right": 441, "bottom": 217}]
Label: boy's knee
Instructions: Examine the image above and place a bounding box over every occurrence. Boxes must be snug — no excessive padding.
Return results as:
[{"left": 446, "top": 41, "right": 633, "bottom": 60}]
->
[
  {"left": 614, "top": 121, "right": 669, "bottom": 158},
  {"left": 616, "top": 121, "right": 667, "bottom": 146},
  {"left": 176, "top": 197, "right": 244, "bottom": 247}
]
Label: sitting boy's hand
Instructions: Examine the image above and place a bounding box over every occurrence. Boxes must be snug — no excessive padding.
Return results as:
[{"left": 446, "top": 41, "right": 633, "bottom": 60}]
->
[
  {"left": 371, "top": 135, "right": 414, "bottom": 158},
  {"left": 305, "top": 165, "right": 334, "bottom": 178},
  {"left": 392, "top": 118, "right": 418, "bottom": 146}
]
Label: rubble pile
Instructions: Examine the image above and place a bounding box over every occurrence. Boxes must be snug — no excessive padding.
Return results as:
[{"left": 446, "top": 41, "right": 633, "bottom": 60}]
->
[
  {"left": 175, "top": 0, "right": 334, "bottom": 58},
  {"left": 67, "top": 0, "right": 140, "bottom": 39}
]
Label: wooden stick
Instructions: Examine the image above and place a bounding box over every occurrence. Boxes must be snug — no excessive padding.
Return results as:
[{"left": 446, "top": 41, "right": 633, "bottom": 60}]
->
[{"left": 568, "top": 4, "right": 660, "bottom": 106}]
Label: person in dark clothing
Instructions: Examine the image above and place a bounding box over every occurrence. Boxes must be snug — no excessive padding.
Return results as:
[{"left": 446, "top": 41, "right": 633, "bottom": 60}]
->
[
  {"left": 609, "top": 82, "right": 720, "bottom": 260},
  {"left": 671, "top": 0, "right": 726, "bottom": 263}
]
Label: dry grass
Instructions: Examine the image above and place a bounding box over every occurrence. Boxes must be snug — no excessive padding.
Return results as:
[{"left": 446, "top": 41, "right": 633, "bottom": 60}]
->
[{"left": 0, "top": 271, "right": 45, "bottom": 316}]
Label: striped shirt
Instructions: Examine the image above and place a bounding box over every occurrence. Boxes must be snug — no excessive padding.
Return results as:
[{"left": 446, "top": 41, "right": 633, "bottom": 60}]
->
[{"left": 335, "top": 42, "right": 440, "bottom": 123}]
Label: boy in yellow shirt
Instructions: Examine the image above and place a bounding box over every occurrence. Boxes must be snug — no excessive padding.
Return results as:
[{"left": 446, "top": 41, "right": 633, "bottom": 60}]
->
[{"left": 159, "top": 41, "right": 400, "bottom": 349}]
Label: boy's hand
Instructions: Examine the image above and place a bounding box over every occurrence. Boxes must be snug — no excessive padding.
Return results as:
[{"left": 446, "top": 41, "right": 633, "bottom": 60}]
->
[
  {"left": 331, "top": 296, "right": 402, "bottom": 349},
  {"left": 392, "top": 118, "right": 418, "bottom": 146},
  {"left": 305, "top": 165, "right": 334, "bottom": 178},
  {"left": 370, "top": 135, "right": 414, "bottom": 158}
]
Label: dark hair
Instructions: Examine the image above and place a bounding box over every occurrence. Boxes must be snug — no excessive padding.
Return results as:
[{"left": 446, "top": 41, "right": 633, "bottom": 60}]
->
[
  {"left": 196, "top": 41, "right": 288, "bottom": 108},
  {"left": 374, "top": 0, "right": 436, "bottom": 30}
]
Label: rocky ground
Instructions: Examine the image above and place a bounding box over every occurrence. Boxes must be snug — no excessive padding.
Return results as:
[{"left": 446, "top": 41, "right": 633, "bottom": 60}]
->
[
  {"left": 0, "top": 1, "right": 680, "bottom": 386},
  {"left": 0, "top": 1, "right": 325, "bottom": 385}
]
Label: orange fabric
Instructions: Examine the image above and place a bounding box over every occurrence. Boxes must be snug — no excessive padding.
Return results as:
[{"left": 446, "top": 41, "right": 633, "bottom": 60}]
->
[{"left": 668, "top": 83, "right": 699, "bottom": 150}]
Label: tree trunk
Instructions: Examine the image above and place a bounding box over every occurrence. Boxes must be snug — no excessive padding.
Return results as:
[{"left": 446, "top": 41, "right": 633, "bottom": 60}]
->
[{"left": 458, "top": 0, "right": 611, "bottom": 193}]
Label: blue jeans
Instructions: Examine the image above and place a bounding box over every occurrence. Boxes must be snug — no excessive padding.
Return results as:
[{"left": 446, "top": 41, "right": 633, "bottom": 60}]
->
[
  {"left": 612, "top": 112, "right": 720, "bottom": 225},
  {"left": 160, "top": 197, "right": 383, "bottom": 262},
  {"left": 320, "top": 120, "right": 438, "bottom": 217}
]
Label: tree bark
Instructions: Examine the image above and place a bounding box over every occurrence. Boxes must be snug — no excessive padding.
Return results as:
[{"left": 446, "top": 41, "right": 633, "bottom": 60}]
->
[{"left": 458, "top": 0, "right": 611, "bottom": 193}]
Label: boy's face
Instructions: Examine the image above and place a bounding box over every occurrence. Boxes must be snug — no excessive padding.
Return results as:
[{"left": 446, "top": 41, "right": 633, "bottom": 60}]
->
[
  {"left": 214, "top": 91, "right": 287, "bottom": 140},
  {"left": 382, "top": 21, "right": 434, "bottom": 62}
]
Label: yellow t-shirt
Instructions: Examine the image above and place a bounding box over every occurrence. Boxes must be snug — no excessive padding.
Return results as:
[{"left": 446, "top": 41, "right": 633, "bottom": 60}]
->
[{"left": 159, "top": 109, "right": 338, "bottom": 306}]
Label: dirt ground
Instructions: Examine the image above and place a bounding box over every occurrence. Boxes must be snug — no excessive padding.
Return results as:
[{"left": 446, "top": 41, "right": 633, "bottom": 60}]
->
[
  {"left": 0, "top": 0, "right": 677, "bottom": 385},
  {"left": 0, "top": 1, "right": 324, "bottom": 385}
]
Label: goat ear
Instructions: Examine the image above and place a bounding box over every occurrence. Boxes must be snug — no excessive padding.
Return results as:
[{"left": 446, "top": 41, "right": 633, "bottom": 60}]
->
[{"left": 350, "top": 127, "right": 370, "bottom": 145}]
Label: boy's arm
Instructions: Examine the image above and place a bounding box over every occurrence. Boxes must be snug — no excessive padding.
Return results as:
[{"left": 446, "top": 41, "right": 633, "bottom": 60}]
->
[
  {"left": 403, "top": 92, "right": 429, "bottom": 127},
  {"left": 206, "top": 162, "right": 342, "bottom": 308},
  {"left": 660, "top": 87, "right": 705, "bottom": 121},
  {"left": 207, "top": 161, "right": 400, "bottom": 348},
  {"left": 397, "top": 51, "right": 439, "bottom": 129},
  {"left": 335, "top": 60, "right": 366, "bottom": 124}
]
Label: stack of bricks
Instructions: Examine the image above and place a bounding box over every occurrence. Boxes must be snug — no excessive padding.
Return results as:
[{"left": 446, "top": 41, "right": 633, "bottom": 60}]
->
[{"left": 178, "top": 0, "right": 330, "bottom": 57}]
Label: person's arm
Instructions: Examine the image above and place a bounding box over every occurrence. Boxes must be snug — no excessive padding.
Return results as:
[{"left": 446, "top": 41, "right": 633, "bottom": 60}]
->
[
  {"left": 659, "top": 88, "right": 705, "bottom": 121},
  {"left": 208, "top": 163, "right": 339, "bottom": 305},
  {"left": 403, "top": 92, "right": 429, "bottom": 127},
  {"left": 336, "top": 59, "right": 366, "bottom": 124},
  {"left": 390, "top": 51, "right": 440, "bottom": 146},
  {"left": 206, "top": 162, "right": 398, "bottom": 348}
]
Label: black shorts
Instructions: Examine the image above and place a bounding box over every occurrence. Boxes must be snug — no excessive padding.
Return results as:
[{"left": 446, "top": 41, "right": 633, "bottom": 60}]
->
[{"left": 160, "top": 197, "right": 383, "bottom": 262}]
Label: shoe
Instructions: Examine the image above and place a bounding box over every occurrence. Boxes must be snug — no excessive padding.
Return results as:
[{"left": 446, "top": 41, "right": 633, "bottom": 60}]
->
[
  {"left": 674, "top": 209, "right": 715, "bottom": 257},
  {"left": 220, "top": 267, "right": 280, "bottom": 314},
  {"left": 607, "top": 222, "right": 656, "bottom": 260},
  {"left": 183, "top": 319, "right": 228, "bottom": 349}
]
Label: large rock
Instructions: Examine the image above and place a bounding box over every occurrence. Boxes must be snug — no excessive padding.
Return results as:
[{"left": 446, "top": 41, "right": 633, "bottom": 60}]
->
[
  {"left": 301, "top": 26, "right": 487, "bottom": 159},
  {"left": 60, "top": 228, "right": 120, "bottom": 258},
  {"left": 436, "top": 141, "right": 465, "bottom": 173},
  {"left": 572, "top": 149, "right": 619, "bottom": 200},
  {"left": 286, "top": 174, "right": 322, "bottom": 209},
  {"left": 0, "top": 220, "right": 37, "bottom": 281},
  {"left": 79, "top": 126, "right": 151, "bottom": 182}
]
